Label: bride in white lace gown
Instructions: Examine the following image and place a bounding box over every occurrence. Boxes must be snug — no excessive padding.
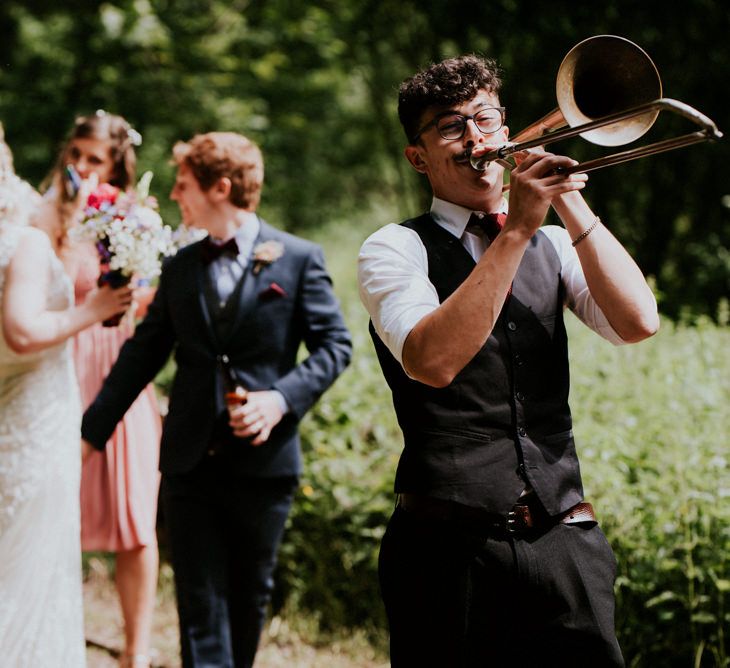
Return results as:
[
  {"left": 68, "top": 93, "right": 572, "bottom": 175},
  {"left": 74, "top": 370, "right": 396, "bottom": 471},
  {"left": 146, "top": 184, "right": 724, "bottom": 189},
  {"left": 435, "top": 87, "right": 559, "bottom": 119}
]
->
[{"left": 0, "top": 129, "right": 133, "bottom": 667}]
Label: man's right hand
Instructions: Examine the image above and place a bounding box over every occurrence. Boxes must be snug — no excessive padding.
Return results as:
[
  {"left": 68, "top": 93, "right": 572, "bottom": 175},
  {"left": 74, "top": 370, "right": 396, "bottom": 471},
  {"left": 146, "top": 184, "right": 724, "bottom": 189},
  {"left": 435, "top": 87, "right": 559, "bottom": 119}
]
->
[
  {"left": 505, "top": 150, "right": 588, "bottom": 237},
  {"left": 228, "top": 390, "right": 285, "bottom": 447}
]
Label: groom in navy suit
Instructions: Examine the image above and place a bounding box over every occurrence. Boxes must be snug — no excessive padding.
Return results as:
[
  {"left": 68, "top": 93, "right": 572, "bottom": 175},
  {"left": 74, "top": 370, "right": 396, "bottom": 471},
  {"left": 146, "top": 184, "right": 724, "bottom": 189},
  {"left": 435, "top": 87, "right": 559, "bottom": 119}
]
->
[{"left": 82, "top": 132, "right": 352, "bottom": 668}]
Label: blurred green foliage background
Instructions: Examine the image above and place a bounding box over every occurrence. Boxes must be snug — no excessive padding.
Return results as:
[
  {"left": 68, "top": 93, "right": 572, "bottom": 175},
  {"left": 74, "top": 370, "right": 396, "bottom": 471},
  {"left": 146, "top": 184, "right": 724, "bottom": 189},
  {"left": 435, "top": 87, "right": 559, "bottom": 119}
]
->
[
  {"left": 1, "top": 0, "right": 728, "bottom": 319},
  {"left": 5, "top": 2, "right": 728, "bottom": 664}
]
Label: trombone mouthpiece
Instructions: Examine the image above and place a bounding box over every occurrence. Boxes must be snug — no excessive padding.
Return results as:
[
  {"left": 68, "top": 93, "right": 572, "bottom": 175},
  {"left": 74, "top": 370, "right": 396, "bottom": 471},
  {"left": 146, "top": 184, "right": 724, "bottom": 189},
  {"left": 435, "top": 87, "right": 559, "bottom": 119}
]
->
[
  {"left": 468, "top": 146, "right": 507, "bottom": 171},
  {"left": 461, "top": 147, "right": 490, "bottom": 171},
  {"left": 469, "top": 151, "right": 489, "bottom": 171}
]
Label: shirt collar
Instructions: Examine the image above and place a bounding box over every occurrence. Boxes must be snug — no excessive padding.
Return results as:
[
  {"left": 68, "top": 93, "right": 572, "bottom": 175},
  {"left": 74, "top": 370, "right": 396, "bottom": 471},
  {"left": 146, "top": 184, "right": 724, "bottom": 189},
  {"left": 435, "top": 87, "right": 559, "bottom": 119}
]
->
[
  {"left": 209, "top": 211, "right": 260, "bottom": 259},
  {"left": 233, "top": 212, "right": 260, "bottom": 256},
  {"left": 430, "top": 196, "right": 508, "bottom": 238}
]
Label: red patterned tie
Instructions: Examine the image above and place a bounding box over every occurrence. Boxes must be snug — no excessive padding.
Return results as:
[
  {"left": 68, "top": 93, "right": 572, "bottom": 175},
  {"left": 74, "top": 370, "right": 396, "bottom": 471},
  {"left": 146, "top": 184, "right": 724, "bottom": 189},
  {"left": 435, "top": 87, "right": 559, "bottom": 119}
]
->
[{"left": 467, "top": 212, "right": 506, "bottom": 242}]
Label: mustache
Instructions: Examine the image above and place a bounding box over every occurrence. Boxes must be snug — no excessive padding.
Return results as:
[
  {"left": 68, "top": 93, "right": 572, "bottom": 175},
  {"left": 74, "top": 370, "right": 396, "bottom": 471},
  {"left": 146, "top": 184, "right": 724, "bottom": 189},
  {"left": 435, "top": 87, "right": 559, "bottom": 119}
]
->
[{"left": 454, "top": 150, "right": 472, "bottom": 164}]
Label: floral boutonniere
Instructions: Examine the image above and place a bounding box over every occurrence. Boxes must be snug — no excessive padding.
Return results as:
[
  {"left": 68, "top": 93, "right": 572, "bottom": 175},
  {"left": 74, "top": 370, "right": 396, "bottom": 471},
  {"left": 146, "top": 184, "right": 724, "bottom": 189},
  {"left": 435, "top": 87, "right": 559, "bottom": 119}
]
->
[{"left": 252, "top": 240, "right": 284, "bottom": 275}]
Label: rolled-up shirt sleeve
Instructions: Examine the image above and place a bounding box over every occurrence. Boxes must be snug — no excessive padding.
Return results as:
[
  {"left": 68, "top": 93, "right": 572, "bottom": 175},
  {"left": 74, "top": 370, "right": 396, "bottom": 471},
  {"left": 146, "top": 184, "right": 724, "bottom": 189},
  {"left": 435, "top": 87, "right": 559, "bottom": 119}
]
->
[
  {"left": 358, "top": 221, "right": 640, "bottom": 365},
  {"left": 541, "top": 225, "right": 641, "bottom": 345},
  {"left": 358, "top": 224, "right": 440, "bottom": 366}
]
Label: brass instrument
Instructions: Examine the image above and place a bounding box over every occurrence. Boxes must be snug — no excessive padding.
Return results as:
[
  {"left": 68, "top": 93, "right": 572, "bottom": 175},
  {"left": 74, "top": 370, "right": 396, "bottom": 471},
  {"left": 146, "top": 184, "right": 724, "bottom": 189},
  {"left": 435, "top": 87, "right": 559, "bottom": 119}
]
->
[{"left": 469, "top": 35, "right": 723, "bottom": 174}]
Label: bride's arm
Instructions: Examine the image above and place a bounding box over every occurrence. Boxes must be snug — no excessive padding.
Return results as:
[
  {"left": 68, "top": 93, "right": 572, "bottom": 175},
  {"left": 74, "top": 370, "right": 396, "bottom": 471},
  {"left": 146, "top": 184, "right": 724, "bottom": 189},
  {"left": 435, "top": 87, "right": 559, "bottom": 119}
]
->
[{"left": 2, "top": 229, "right": 133, "bottom": 354}]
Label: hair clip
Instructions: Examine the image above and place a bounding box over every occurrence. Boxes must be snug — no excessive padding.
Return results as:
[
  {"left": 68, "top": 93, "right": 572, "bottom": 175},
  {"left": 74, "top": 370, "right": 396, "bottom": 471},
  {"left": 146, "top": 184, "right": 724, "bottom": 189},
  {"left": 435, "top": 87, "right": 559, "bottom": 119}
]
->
[{"left": 127, "top": 128, "right": 143, "bottom": 146}]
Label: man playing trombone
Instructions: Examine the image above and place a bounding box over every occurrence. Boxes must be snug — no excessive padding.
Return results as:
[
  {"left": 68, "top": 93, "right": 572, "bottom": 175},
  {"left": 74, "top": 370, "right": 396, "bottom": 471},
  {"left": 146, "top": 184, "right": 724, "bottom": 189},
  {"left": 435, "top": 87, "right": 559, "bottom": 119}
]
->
[{"left": 358, "top": 54, "right": 659, "bottom": 666}]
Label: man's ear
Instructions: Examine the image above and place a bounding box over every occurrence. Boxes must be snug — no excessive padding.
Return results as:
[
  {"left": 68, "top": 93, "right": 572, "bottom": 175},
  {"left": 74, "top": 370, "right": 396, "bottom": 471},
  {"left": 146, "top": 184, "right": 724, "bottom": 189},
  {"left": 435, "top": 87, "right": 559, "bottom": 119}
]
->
[
  {"left": 211, "top": 176, "right": 232, "bottom": 201},
  {"left": 404, "top": 145, "right": 428, "bottom": 174}
]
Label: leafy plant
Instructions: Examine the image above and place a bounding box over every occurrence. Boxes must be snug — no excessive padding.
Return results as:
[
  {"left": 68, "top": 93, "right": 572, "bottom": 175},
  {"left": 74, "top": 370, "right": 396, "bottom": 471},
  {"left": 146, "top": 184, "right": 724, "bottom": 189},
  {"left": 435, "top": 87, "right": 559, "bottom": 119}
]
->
[{"left": 272, "top": 214, "right": 730, "bottom": 666}]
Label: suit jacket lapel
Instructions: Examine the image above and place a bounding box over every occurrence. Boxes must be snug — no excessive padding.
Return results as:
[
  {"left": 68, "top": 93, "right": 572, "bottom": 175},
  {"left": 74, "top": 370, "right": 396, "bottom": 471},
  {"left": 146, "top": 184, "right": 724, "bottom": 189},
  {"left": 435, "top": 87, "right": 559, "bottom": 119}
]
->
[
  {"left": 223, "top": 218, "right": 272, "bottom": 345},
  {"left": 192, "top": 242, "right": 222, "bottom": 350}
]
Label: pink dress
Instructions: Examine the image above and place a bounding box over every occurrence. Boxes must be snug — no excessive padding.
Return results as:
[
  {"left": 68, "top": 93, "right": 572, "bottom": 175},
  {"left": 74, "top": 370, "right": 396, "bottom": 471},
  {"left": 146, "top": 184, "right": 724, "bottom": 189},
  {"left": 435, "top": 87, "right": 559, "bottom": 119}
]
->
[{"left": 73, "top": 243, "right": 161, "bottom": 552}]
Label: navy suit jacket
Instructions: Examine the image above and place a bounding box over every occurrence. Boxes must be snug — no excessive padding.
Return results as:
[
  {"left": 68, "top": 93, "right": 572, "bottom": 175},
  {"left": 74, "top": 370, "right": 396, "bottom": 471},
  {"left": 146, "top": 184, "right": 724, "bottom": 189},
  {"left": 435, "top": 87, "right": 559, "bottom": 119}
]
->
[{"left": 82, "top": 219, "right": 352, "bottom": 477}]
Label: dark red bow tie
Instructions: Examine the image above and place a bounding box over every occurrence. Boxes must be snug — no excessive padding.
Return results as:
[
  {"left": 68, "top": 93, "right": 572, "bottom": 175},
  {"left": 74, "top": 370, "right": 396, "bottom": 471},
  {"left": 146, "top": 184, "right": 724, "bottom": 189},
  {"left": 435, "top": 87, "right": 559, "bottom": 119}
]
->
[
  {"left": 200, "top": 236, "right": 239, "bottom": 264},
  {"left": 467, "top": 212, "right": 506, "bottom": 242}
]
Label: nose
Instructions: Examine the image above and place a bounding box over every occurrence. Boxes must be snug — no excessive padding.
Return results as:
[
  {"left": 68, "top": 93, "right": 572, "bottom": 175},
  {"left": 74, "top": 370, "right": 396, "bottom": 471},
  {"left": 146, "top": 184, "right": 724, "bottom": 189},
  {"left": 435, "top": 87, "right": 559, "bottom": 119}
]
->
[
  {"left": 462, "top": 118, "right": 484, "bottom": 146},
  {"left": 466, "top": 124, "right": 507, "bottom": 153},
  {"left": 170, "top": 185, "right": 178, "bottom": 201}
]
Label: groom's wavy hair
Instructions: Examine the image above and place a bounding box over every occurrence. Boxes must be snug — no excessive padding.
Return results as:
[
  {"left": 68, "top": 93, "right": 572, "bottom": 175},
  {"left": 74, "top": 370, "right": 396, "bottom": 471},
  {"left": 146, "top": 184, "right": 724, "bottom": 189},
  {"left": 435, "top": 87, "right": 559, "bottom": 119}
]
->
[{"left": 172, "top": 132, "right": 264, "bottom": 210}]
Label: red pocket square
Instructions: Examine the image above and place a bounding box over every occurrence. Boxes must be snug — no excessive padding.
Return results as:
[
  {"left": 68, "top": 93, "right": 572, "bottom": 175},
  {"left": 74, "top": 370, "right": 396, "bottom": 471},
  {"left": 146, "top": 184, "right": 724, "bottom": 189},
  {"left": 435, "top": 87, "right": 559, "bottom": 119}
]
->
[{"left": 259, "top": 282, "right": 287, "bottom": 300}]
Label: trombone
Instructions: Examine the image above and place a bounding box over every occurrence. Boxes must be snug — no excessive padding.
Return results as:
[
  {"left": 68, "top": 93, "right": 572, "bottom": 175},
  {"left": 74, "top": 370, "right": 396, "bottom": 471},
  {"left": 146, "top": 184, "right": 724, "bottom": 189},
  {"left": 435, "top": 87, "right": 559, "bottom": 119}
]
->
[{"left": 469, "top": 35, "right": 723, "bottom": 174}]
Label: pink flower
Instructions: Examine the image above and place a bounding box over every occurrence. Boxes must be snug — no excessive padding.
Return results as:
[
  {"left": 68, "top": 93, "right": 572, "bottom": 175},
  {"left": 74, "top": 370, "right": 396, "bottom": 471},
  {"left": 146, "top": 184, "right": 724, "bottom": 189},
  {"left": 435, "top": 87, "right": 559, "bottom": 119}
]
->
[{"left": 87, "top": 183, "right": 120, "bottom": 210}]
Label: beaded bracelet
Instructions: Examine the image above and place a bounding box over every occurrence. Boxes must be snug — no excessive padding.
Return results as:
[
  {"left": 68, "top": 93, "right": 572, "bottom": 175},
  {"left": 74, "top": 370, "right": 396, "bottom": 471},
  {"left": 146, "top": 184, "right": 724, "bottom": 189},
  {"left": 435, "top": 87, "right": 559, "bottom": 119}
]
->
[{"left": 572, "top": 216, "right": 601, "bottom": 247}]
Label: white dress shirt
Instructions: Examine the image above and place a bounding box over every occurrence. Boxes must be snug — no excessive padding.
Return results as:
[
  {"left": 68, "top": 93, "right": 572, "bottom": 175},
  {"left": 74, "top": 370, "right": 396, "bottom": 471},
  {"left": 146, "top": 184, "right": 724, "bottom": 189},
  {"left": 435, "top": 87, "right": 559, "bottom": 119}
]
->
[{"left": 358, "top": 196, "right": 630, "bottom": 369}]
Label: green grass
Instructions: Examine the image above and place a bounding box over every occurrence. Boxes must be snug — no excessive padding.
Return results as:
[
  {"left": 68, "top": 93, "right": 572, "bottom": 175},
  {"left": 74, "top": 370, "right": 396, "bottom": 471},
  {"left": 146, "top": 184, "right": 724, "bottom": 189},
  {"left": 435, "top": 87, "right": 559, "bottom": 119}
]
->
[{"left": 139, "top": 206, "right": 729, "bottom": 665}]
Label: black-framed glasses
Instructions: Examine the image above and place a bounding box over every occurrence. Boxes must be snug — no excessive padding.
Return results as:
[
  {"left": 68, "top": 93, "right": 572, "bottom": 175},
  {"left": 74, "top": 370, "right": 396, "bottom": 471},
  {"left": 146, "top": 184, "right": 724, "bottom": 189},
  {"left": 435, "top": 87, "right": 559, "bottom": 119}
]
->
[{"left": 412, "top": 107, "right": 506, "bottom": 143}]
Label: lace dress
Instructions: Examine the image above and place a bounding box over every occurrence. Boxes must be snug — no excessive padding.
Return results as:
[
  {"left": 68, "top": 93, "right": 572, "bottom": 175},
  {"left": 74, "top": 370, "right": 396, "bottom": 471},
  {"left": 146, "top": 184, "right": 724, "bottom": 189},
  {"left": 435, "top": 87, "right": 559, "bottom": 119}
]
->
[{"left": 0, "top": 225, "right": 86, "bottom": 667}]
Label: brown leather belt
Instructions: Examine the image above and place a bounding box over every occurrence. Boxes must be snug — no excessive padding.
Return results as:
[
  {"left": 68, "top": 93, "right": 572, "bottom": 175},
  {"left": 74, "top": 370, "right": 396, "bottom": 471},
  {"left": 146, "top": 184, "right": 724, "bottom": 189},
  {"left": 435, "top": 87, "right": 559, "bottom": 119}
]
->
[{"left": 397, "top": 493, "right": 596, "bottom": 534}]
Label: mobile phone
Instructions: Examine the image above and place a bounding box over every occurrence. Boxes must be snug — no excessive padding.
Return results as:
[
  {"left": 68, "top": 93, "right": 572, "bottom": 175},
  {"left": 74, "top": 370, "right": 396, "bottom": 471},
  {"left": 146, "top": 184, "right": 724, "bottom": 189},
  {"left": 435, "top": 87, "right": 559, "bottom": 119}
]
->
[{"left": 64, "top": 164, "right": 82, "bottom": 198}]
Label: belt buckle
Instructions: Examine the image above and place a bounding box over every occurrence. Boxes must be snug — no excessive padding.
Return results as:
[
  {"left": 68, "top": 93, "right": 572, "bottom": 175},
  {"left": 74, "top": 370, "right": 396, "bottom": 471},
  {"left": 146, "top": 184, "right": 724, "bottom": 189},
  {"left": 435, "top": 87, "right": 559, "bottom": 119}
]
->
[{"left": 506, "top": 504, "right": 532, "bottom": 533}]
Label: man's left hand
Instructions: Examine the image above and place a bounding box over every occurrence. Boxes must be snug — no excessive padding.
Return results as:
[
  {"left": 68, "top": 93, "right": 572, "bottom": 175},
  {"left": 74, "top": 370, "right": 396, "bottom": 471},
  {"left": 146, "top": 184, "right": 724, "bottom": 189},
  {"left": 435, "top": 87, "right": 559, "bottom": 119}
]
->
[{"left": 228, "top": 390, "right": 284, "bottom": 446}]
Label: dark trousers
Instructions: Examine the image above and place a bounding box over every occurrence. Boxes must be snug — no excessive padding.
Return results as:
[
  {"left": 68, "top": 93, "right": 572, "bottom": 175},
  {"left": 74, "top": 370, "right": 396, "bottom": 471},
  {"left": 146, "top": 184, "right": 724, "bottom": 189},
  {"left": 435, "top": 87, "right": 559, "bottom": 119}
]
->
[
  {"left": 379, "top": 506, "right": 624, "bottom": 668},
  {"left": 161, "top": 457, "right": 297, "bottom": 668}
]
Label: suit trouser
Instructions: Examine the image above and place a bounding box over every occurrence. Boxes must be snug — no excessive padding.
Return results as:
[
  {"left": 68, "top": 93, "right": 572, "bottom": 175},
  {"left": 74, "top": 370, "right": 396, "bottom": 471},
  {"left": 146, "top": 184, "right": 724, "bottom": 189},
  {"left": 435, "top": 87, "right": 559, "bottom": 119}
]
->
[
  {"left": 161, "top": 457, "right": 296, "bottom": 668},
  {"left": 379, "top": 505, "right": 625, "bottom": 668}
]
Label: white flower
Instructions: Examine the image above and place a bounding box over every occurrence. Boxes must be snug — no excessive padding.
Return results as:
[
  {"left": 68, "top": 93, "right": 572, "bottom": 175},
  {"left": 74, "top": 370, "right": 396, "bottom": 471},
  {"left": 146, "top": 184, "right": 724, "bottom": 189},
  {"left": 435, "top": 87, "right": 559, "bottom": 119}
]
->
[
  {"left": 131, "top": 205, "right": 163, "bottom": 231},
  {"left": 252, "top": 240, "right": 284, "bottom": 275},
  {"left": 170, "top": 224, "right": 207, "bottom": 252}
]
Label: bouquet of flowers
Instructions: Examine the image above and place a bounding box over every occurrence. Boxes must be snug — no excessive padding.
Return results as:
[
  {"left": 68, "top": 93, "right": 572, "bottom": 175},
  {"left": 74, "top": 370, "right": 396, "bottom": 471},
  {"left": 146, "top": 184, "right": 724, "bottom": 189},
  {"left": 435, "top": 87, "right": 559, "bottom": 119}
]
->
[{"left": 70, "top": 171, "right": 175, "bottom": 326}]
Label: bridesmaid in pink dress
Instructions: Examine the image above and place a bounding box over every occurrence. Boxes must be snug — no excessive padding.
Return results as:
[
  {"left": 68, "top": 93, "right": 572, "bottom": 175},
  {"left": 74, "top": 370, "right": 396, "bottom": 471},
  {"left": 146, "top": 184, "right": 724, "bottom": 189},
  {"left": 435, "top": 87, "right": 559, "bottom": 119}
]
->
[{"left": 34, "top": 111, "right": 161, "bottom": 668}]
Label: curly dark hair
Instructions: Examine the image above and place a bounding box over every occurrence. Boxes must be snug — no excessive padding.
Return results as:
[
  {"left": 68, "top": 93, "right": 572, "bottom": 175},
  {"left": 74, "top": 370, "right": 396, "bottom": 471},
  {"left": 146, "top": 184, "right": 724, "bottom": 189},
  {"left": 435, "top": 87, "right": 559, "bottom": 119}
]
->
[{"left": 398, "top": 54, "right": 502, "bottom": 144}]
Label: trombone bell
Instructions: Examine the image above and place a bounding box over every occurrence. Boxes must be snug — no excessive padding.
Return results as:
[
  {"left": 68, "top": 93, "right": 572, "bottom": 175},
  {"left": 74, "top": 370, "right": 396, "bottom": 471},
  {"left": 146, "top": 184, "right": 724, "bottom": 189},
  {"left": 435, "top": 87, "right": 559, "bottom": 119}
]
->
[
  {"left": 557, "top": 35, "right": 661, "bottom": 146},
  {"left": 469, "top": 35, "right": 722, "bottom": 173}
]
